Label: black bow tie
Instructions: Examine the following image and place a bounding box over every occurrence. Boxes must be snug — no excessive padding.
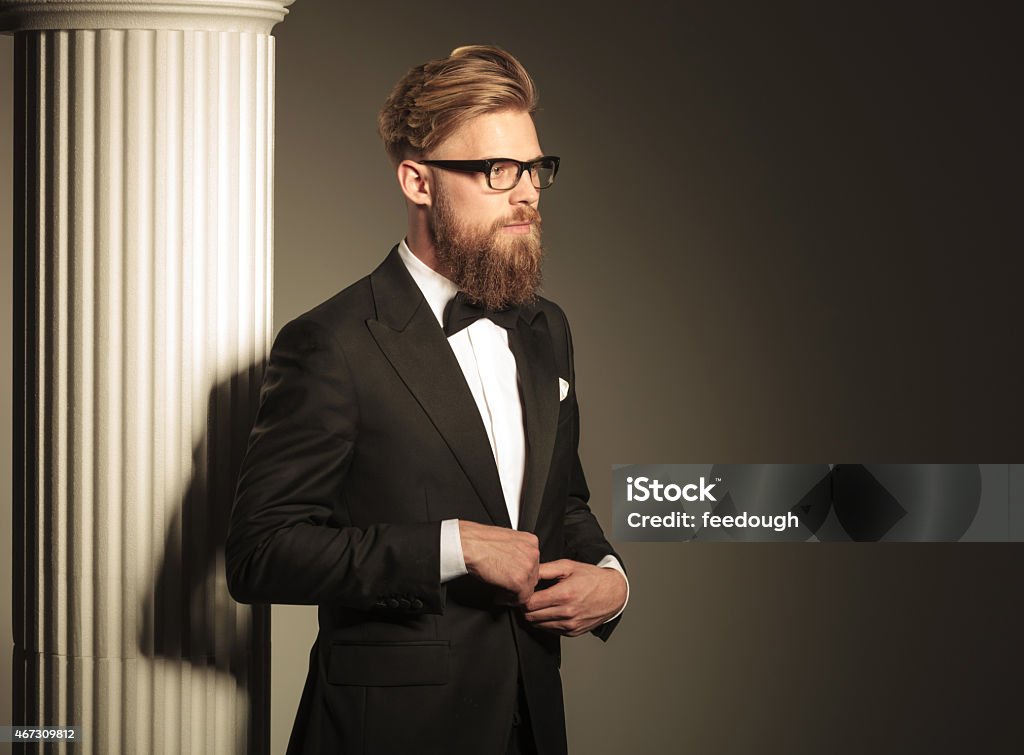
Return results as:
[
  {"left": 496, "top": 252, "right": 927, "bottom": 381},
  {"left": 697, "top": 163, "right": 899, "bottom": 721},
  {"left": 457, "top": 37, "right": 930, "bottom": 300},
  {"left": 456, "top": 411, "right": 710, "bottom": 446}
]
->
[{"left": 443, "top": 292, "right": 520, "bottom": 337}]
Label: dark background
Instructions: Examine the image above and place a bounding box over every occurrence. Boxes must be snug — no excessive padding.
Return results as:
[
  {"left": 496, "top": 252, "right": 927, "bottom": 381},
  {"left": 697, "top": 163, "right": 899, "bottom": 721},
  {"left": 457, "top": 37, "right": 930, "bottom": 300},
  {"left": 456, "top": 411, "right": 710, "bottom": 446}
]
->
[{"left": 3, "top": 1, "right": 1022, "bottom": 752}]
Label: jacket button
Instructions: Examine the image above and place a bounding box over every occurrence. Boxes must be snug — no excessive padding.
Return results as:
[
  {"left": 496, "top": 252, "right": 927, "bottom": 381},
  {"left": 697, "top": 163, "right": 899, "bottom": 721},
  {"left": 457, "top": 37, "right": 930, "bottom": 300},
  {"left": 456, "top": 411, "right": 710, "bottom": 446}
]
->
[
  {"left": 387, "top": 598, "right": 400, "bottom": 608},
  {"left": 411, "top": 599, "right": 423, "bottom": 609}
]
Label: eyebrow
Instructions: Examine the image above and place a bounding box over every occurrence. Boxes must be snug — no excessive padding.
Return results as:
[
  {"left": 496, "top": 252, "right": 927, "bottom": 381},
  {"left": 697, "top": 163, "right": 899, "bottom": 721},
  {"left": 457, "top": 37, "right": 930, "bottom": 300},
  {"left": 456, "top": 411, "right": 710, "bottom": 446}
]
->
[{"left": 482, "top": 155, "right": 547, "bottom": 162}]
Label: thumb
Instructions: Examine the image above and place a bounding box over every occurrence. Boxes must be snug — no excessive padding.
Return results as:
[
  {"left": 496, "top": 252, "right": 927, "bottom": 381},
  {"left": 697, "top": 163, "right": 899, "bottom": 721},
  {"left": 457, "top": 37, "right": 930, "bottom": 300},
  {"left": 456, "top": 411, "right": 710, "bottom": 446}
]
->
[{"left": 538, "top": 559, "right": 575, "bottom": 580}]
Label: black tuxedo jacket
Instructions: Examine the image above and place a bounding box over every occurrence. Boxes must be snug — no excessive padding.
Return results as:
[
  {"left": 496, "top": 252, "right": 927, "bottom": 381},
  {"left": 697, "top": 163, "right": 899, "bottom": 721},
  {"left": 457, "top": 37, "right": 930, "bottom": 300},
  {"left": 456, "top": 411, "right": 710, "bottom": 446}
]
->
[{"left": 226, "top": 246, "right": 623, "bottom": 754}]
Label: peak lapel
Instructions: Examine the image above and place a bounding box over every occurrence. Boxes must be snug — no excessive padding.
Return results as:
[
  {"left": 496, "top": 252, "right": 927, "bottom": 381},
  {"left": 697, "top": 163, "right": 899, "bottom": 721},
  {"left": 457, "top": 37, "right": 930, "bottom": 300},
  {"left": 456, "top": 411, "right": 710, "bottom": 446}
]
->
[
  {"left": 366, "top": 248, "right": 511, "bottom": 528},
  {"left": 508, "top": 308, "right": 559, "bottom": 535}
]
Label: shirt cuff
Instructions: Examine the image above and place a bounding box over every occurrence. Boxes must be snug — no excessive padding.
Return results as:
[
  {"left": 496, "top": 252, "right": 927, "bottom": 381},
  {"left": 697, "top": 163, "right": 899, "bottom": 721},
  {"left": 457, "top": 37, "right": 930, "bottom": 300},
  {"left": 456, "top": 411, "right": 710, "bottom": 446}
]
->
[
  {"left": 440, "top": 518, "right": 469, "bottom": 583},
  {"left": 596, "top": 555, "right": 629, "bottom": 623}
]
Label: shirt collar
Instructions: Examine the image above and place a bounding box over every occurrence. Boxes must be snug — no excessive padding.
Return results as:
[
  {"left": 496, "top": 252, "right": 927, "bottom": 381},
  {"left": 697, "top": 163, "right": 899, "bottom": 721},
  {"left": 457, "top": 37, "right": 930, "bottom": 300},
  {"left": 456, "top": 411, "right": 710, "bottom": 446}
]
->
[{"left": 397, "top": 238, "right": 459, "bottom": 328}]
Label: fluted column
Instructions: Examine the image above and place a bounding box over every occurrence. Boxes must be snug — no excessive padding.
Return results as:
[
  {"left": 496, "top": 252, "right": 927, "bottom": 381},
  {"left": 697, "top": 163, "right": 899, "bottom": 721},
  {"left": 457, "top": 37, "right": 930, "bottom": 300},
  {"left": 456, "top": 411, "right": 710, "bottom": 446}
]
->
[{"left": 2, "top": 2, "right": 294, "bottom": 752}]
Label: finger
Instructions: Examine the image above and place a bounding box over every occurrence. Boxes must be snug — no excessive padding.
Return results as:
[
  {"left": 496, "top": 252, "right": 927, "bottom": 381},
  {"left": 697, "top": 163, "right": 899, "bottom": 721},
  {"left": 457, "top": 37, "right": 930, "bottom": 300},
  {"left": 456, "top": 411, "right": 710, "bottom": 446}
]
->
[
  {"left": 523, "top": 605, "right": 572, "bottom": 623},
  {"left": 531, "top": 619, "right": 581, "bottom": 635},
  {"left": 534, "top": 618, "right": 596, "bottom": 637},
  {"left": 514, "top": 582, "right": 536, "bottom": 604},
  {"left": 522, "top": 582, "right": 570, "bottom": 611},
  {"left": 530, "top": 620, "right": 568, "bottom": 634},
  {"left": 538, "top": 559, "right": 575, "bottom": 580}
]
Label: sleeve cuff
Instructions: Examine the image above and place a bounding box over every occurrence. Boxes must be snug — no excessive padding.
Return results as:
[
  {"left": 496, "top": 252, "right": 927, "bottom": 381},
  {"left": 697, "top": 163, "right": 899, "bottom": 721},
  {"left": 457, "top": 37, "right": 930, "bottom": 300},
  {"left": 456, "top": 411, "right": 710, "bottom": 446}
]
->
[
  {"left": 440, "top": 518, "right": 469, "bottom": 583},
  {"left": 596, "top": 555, "right": 629, "bottom": 623}
]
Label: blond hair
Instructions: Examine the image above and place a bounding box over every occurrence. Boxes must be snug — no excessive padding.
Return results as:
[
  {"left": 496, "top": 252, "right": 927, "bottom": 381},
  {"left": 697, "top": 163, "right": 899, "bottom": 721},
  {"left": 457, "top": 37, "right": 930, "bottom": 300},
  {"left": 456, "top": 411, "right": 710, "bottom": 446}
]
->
[{"left": 377, "top": 45, "right": 539, "bottom": 166}]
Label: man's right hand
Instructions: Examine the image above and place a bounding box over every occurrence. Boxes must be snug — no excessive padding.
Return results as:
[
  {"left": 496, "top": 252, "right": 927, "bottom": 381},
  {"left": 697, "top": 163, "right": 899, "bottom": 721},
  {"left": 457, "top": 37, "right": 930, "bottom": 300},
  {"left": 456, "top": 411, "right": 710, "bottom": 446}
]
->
[{"left": 458, "top": 520, "right": 540, "bottom": 604}]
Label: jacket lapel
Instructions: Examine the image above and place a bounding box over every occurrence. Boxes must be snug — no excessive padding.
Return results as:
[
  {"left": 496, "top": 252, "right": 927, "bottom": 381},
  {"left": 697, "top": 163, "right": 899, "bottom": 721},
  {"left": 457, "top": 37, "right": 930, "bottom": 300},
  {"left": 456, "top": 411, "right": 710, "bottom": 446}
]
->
[
  {"left": 508, "top": 308, "right": 559, "bottom": 535},
  {"left": 366, "top": 247, "right": 511, "bottom": 528}
]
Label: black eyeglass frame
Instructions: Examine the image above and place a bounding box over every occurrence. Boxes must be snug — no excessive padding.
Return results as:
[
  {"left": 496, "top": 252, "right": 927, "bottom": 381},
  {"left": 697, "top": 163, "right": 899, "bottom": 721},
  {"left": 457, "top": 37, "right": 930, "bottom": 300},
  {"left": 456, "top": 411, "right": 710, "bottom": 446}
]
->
[{"left": 418, "top": 156, "right": 560, "bottom": 190}]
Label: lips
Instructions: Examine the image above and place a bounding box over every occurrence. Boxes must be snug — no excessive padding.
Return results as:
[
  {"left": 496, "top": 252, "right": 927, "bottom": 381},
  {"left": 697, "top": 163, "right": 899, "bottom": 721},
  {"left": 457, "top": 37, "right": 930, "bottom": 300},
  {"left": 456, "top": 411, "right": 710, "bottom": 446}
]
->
[{"left": 497, "top": 209, "right": 541, "bottom": 234}]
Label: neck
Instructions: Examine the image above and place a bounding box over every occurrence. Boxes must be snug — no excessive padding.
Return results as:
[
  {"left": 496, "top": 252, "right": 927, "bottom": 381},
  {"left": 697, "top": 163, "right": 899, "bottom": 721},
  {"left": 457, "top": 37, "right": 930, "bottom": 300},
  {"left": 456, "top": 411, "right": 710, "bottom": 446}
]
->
[{"left": 405, "top": 211, "right": 442, "bottom": 272}]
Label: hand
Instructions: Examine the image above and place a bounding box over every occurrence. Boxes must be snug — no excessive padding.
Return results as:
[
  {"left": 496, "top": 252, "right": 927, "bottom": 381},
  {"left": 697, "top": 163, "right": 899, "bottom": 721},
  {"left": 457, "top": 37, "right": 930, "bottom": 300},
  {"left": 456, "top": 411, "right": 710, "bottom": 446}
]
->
[
  {"left": 459, "top": 520, "right": 540, "bottom": 605},
  {"left": 521, "top": 559, "right": 628, "bottom": 637}
]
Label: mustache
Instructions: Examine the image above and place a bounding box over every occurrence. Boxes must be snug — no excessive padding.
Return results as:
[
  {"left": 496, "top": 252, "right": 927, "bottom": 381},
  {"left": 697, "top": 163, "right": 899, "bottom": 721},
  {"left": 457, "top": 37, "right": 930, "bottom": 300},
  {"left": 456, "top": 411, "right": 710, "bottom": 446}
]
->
[{"left": 498, "top": 206, "right": 542, "bottom": 228}]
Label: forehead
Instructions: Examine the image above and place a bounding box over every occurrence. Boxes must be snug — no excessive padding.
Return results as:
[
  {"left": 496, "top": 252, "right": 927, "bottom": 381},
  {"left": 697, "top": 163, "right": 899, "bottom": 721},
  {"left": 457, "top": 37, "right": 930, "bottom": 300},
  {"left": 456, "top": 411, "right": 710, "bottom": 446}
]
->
[{"left": 437, "top": 109, "right": 542, "bottom": 159}]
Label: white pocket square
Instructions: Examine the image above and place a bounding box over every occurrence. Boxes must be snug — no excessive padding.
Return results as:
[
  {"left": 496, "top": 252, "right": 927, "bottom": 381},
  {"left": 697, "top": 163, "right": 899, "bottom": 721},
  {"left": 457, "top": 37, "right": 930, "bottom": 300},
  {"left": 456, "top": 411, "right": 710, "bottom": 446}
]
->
[{"left": 558, "top": 377, "right": 569, "bottom": 402}]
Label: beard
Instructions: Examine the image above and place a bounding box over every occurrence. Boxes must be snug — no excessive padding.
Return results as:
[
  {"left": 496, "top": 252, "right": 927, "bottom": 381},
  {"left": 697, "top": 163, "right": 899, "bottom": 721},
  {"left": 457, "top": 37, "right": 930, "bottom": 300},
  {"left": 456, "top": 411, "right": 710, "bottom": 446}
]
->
[{"left": 429, "top": 187, "right": 544, "bottom": 311}]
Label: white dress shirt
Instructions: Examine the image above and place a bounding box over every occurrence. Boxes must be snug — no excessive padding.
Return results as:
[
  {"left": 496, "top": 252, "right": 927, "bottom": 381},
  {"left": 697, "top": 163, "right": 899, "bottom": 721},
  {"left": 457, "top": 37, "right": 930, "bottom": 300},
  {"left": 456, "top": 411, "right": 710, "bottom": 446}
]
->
[{"left": 396, "top": 240, "right": 628, "bottom": 622}]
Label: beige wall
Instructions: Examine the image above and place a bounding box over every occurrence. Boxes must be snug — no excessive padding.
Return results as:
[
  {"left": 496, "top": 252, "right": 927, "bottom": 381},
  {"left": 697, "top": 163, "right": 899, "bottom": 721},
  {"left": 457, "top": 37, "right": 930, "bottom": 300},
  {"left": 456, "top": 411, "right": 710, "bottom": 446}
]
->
[{"left": 4, "top": 3, "right": 1024, "bottom": 753}]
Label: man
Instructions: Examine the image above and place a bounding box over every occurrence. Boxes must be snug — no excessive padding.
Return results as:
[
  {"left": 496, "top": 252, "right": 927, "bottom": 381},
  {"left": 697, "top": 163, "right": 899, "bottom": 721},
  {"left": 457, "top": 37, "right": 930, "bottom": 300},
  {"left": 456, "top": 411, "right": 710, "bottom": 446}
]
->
[{"left": 226, "top": 45, "right": 628, "bottom": 755}]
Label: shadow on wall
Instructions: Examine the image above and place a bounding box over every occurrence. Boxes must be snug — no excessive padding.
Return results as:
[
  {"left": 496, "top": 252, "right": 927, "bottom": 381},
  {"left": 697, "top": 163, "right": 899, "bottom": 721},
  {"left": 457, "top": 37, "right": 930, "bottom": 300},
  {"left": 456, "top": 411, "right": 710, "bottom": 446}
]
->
[
  {"left": 138, "top": 361, "right": 270, "bottom": 754},
  {"left": 12, "top": 362, "right": 270, "bottom": 752}
]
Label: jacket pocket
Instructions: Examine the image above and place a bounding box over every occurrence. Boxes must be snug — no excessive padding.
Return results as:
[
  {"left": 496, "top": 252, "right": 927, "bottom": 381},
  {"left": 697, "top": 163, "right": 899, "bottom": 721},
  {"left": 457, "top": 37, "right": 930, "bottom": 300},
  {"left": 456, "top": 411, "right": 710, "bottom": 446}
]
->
[{"left": 327, "top": 640, "right": 449, "bottom": 686}]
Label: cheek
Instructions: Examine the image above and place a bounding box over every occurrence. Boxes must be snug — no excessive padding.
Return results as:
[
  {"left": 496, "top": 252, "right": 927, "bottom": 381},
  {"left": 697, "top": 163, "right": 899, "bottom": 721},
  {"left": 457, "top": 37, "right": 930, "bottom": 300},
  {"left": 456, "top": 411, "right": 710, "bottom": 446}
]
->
[
  {"left": 447, "top": 189, "right": 494, "bottom": 222},
  {"left": 468, "top": 202, "right": 508, "bottom": 231},
  {"left": 442, "top": 179, "right": 509, "bottom": 229}
]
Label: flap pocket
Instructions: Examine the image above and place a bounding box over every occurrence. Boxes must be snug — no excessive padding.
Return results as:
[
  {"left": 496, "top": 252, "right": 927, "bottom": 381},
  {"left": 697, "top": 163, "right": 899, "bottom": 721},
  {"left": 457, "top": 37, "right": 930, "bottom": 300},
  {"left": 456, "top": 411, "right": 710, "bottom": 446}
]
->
[{"left": 328, "top": 641, "right": 449, "bottom": 686}]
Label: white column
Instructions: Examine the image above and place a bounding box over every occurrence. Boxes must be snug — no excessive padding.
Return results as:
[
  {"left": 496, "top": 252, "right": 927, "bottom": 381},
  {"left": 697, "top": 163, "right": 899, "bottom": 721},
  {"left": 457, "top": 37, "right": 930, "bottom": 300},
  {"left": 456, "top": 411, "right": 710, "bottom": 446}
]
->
[{"left": 2, "top": 2, "right": 294, "bottom": 752}]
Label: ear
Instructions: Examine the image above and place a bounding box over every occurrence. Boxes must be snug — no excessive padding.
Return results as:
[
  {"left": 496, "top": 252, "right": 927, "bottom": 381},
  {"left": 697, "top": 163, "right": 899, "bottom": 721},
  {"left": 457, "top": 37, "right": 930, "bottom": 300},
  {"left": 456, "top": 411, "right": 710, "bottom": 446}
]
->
[{"left": 397, "top": 159, "right": 432, "bottom": 207}]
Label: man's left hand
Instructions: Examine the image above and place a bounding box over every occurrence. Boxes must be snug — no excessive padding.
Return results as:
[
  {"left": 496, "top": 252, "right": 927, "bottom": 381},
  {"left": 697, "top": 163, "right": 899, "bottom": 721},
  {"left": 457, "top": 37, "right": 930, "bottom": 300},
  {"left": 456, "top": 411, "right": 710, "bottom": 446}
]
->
[{"left": 521, "top": 559, "right": 627, "bottom": 637}]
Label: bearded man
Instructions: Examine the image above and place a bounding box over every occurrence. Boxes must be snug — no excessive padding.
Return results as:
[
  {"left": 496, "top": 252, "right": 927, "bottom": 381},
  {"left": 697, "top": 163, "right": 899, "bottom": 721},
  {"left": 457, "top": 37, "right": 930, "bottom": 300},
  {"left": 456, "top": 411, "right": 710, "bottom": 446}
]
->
[{"left": 226, "top": 45, "right": 628, "bottom": 755}]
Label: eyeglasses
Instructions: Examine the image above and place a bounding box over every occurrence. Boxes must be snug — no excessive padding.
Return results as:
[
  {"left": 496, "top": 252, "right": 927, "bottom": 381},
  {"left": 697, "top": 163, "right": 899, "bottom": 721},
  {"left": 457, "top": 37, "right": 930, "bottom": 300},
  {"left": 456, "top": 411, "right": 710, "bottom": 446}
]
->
[{"left": 418, "top": 156, "right": 560, "bottom": 191}]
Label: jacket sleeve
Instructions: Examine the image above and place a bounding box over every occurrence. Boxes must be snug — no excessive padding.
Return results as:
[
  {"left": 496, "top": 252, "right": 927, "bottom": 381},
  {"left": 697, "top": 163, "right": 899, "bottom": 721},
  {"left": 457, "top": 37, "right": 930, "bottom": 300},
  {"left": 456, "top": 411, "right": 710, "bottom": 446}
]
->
[
  {"left": 554, "top": 305, "right": 627, "bottom": 641},
  {"left": 225, "top": 315, "right": 444, "bottom": 615}
]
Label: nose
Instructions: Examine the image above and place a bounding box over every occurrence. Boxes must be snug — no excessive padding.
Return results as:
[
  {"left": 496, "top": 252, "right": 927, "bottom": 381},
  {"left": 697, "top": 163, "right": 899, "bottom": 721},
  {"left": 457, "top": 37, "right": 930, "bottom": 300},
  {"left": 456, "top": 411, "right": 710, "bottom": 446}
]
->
[{"left": 508, "top": 167, "right": 540, "bottom": 205}]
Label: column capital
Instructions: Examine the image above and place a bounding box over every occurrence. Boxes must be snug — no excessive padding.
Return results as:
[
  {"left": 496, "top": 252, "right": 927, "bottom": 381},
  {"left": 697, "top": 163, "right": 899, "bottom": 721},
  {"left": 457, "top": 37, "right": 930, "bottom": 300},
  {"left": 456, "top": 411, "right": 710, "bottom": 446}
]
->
[{"left": 0, "top": 0, "right": 295, "bottom": 34}]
